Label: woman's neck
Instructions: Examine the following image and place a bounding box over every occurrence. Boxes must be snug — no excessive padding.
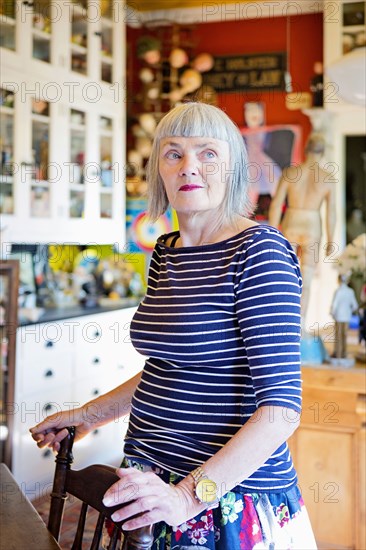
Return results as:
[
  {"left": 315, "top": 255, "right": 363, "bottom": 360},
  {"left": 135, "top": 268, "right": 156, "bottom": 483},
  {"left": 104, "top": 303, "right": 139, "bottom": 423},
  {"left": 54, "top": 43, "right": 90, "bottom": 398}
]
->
[{"left": 176, "top": 212, "right": 257, "bottom": 248}]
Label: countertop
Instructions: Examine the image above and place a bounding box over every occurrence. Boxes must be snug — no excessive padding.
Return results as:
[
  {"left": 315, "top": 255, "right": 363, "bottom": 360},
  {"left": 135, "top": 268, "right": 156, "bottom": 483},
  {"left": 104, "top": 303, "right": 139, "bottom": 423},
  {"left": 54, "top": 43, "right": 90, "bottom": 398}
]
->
[{"left": 18, "top": 298, "right": 141, "bottom": 326}]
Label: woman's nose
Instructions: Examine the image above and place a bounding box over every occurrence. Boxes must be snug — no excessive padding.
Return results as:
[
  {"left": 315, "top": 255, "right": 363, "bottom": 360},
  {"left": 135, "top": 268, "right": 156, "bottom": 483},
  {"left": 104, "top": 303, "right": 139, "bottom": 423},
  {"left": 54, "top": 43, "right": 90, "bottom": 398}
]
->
[{"left": 178, "top": 155, "right": 199, "bottom": 176}]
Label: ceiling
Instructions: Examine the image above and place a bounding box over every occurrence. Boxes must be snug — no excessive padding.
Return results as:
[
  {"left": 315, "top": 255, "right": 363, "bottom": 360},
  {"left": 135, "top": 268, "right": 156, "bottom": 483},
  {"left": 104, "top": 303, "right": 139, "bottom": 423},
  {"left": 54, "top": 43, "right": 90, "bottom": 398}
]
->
[{"left": 126, "top": 0, "right": 264, "bottom": 11}]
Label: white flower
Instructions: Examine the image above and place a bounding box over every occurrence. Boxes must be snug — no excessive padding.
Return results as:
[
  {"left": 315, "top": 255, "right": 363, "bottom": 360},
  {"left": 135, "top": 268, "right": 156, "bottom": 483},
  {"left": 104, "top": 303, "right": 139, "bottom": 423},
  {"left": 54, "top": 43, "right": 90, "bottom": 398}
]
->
[{"left": 336, "top": 233, "right": 366, "bottom": 281}]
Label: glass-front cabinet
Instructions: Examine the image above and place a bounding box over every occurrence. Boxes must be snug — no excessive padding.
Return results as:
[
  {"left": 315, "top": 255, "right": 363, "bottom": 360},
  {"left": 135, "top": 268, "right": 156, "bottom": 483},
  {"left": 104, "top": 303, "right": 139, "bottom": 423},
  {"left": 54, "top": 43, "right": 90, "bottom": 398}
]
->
[
  {"left": 31, "top": 98, "right": 51, "bottom": 217},
  {"left": 100, "top": 4, "right": 113, "bottom": 83},
  {"left": 32, "top": 0, "right": 52, "bottom": 63},
  {"left": 71, "top": 1, "right": 88, "bottom": 75},
  {"left": 0, "top": 88, "right": 15, "bottom": 215},
  {"left": 0, "top": 0, "right": 125, "bottom": 245},
  {"left": 0, "top": 0, "right": 16, "bottom": 51},
  {"left": 69, "top": 108, "right": 86, "bottom": 218},
  {"left": 99, "top": 115, "right": 113, "bottom": 218}
]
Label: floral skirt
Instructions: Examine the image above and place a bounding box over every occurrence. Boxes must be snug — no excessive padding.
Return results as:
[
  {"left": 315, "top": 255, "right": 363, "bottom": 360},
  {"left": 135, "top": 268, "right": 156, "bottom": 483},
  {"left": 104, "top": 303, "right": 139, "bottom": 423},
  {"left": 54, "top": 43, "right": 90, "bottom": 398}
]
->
[{"left": 102, "top": 458, "right": 317, "bottom": 550}]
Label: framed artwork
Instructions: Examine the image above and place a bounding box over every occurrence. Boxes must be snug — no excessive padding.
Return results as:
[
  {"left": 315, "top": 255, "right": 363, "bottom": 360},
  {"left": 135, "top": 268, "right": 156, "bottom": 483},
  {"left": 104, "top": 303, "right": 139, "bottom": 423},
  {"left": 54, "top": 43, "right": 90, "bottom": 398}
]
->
[
  {"left": 244, "top": 102, "right": 266, "bottom": 128},
  {"left": 342, "top": 1, "right": 365, "bottom": 26},
  {"left": 126, "top": 196, "right": 173, "bottom": 253},
  {"left": 240, "top": 124, "right": 302, "bottom": 221},
  {"left": 0, "top": 259, "right": 19, "bottom": 468}
]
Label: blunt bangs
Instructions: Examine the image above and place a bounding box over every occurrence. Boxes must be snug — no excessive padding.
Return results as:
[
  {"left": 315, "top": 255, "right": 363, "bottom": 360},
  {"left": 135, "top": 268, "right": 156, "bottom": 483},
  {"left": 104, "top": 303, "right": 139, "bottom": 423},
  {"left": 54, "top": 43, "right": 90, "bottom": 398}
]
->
[
  {"left": 146, "top": 102, "right": 253, "bottom": 223},
  {"left": 155, "top": 103, "right": 236, "bottom": 143}
]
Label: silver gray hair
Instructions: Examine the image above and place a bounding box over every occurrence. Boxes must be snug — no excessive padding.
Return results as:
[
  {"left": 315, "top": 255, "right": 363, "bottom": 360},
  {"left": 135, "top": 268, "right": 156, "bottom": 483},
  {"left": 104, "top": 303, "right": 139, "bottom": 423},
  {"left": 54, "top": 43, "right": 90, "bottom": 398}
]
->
[{"left": 145, "top": 102, "right": 253, "bottom": 224}]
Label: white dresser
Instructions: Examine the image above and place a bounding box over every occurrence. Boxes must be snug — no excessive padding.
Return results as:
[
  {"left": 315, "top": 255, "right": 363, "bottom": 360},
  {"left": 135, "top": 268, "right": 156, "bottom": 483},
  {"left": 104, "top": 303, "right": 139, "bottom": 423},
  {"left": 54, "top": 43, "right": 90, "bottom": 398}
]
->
[{"left": 12, "top": 306, "right": 144, "bottom": 500}]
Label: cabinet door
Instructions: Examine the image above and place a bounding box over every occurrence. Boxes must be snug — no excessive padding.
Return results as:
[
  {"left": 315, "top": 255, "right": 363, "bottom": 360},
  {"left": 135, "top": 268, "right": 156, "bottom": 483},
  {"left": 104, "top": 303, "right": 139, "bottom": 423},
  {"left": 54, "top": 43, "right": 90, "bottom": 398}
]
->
[
  {"left": 295, "top": 427, "right": 355, "bottom": 549},
  {"left": 0, "top": 87, "right": 16, "bottom": 215},
  {"left": 0, "top": 0, "right": 17, "bottom": 52},
  {"left": 1, "top": 0, "right": 125, "bottom": 245}
]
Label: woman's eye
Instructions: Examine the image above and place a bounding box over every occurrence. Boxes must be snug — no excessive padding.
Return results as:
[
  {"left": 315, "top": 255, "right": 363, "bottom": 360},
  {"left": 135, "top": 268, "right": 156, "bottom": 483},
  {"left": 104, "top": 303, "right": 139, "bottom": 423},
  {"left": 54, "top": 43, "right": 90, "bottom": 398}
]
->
[
  {"left": 202, "top": 150, "right": 216, "bottom": 160},
  {"left": 165, "top": 151, "right": 181, "bottom": 160}
]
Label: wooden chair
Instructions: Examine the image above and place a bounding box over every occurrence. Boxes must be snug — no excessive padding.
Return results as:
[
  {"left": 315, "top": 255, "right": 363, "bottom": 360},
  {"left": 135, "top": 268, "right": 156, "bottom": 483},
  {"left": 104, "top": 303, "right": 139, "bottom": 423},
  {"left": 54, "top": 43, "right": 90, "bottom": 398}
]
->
[{"left": 47, "top": 427, "right": 153, "bottom": 550}]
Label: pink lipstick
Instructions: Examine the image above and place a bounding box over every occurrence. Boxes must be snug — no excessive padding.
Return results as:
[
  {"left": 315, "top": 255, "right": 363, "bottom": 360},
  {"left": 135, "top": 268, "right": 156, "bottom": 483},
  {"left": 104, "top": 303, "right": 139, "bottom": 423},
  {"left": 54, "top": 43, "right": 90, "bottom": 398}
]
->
[{"left": 179, "top": 184, "right": 203, "bottom": 191}]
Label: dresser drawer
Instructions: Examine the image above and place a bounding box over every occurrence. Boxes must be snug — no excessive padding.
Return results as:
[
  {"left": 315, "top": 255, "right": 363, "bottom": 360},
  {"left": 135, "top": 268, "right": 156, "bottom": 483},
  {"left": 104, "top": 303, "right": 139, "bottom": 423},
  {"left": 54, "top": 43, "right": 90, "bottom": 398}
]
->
[
  {"left": 17, "top": 320, "right": 75, "bottom": 362},
  {"left": 74, "top": 315, "right": 127, "bottom": 371},
  {"left": 13, "top": 385, "right": 76, "bottom": 435},
  {"left": 16, "top": 350, "right": 73, "bottom": 396},
  {"left": 74, "top": 374, "right": 120, "bottom": 406}
]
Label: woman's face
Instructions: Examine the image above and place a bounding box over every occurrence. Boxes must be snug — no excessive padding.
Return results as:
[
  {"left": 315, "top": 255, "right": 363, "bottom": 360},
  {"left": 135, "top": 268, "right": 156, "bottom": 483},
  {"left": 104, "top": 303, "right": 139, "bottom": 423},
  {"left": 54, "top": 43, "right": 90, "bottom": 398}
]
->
[
  {"left": 244, "top": 103, "right": 264, "bottom": 128},
  {"left": 158, "top": 136, "right": 231, "bottom": 216}
]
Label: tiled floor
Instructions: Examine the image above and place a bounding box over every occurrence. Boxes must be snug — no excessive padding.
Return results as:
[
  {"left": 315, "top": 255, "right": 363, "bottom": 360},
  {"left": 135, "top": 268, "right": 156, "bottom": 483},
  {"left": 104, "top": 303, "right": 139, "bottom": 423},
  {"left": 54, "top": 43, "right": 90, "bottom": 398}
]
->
[{"left": 33, "top": 493, "right": 98, "bottom": 549}]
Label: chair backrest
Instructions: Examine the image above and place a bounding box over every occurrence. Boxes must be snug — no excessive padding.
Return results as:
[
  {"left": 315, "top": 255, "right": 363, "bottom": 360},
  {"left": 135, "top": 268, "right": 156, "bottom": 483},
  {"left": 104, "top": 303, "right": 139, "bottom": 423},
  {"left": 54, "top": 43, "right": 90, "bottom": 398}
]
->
[{"left": 47, "top": 427, "right": 153, "bottom": 550}]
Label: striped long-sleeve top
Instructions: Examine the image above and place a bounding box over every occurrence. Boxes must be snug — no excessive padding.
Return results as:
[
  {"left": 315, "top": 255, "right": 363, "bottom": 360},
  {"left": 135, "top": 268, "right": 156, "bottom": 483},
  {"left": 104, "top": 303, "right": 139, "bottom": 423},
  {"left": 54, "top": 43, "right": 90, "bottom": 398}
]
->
[{"left": 124, "top": 224, "right": 303, "bottom": 493}]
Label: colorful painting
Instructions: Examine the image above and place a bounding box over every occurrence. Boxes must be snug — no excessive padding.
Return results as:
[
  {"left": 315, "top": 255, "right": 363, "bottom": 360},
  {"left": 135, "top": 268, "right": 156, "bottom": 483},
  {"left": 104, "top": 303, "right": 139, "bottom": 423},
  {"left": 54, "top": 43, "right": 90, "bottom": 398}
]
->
[
  {"left": 126, "top": 197, "right": 173, "bottom": 253},
  {"left": 240, "top": 124, "right": 302, "bottom": 221}
]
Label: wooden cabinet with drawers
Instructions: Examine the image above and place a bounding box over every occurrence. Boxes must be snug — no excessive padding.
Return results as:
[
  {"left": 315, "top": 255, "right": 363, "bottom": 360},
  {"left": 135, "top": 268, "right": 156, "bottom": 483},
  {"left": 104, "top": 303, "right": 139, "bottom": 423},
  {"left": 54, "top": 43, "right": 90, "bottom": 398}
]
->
[{"left": 289, "top": 365, "right": 366, "bottom": 550}]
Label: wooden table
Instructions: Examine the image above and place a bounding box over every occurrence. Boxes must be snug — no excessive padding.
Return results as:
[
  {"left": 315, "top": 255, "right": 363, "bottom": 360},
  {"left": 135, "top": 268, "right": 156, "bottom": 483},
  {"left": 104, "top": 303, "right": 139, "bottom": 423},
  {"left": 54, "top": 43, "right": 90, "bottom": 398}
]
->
[{"left": 0, "top": 463, "right": 61, "bottom": 549}]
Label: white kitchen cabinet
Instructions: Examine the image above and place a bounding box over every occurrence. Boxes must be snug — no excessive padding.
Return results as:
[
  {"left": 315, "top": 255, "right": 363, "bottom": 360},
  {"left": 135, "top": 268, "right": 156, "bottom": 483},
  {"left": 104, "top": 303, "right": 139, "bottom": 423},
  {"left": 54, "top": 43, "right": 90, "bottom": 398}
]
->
[
  {"left": 0, "top": 0, "right": 126, "bottom": 245},
  {"left": 12, "top": 306, "right": 145, "bottom": 499}
]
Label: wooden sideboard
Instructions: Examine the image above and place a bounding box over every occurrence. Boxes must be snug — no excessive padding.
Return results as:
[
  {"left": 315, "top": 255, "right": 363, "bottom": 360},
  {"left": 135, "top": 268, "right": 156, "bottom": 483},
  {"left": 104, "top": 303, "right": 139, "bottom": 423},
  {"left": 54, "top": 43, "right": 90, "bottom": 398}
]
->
[{"left": 289, "top": 364, "right": 366, "bottom": 550}]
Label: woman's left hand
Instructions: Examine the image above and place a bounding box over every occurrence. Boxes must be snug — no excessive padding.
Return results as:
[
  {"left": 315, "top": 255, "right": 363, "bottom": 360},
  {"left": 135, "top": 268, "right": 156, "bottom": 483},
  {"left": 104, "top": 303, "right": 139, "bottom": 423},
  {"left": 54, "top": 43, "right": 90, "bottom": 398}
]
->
[{"left": 102, "top": 467, "right": 203, "bottom": 529}]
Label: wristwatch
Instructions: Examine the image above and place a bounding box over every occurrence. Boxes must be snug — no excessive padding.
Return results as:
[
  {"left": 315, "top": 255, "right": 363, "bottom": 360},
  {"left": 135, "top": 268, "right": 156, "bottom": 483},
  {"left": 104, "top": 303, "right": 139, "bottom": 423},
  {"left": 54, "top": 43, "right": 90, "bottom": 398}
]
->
[{"left": 190, "top": 466, "right": 219, "bottom": 508}]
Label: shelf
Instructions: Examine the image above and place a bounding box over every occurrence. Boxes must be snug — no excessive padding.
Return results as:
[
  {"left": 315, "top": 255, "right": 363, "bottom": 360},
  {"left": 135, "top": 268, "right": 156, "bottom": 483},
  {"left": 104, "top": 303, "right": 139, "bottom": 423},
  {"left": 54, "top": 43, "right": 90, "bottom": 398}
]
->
[
  {"left": 101, "top": 55, "right": 112, "bottom": 64},
  {"left": 70, "top": 42, "right": 87, "bottom": 54},
  {"left": 1, "top": 16, "right": 15, "bottom": 27},
  {"left": 342, "top": 24, "right": 366, "bottom": 31},
  {"left": 100, "top": 128, "right": 113, "bottom": 137},
  {"left": 69, "top": 183, "right": 85, "bottom": 191},
  {"left": 31, "top": 180, "right": 49, "bottom": 188},
  {"left": 32, "top": 28, "right": 51, "bottom": 40},
  {"left": 31, "top": 113, "right": 50, "bottom": 123},
  {"left": 70, "top": 122, "right": 86, "bottom": 132},
  {"left": 0, "top": 106, "right": 14, "bottom": 115},
  {"left": 100, "top": 185, "right": 113, "bottom": 193}
]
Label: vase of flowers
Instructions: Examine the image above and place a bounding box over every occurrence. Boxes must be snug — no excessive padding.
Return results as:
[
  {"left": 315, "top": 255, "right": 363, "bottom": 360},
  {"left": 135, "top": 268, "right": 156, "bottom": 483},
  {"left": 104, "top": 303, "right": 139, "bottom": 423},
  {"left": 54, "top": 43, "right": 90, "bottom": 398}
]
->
[
  {"left": 336, "top": 233, "right": 366, "bottom": 304},
  {"left": 336, "top": 233, "right": 366, "bottom": 358}
]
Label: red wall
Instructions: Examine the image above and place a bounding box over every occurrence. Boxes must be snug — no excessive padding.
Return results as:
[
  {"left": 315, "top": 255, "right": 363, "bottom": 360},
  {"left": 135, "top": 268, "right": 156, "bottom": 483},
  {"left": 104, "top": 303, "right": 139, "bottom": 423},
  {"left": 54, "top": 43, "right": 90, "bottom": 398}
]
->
[{"left": 127, "top": 12, "right": 323, "bottom": 159}]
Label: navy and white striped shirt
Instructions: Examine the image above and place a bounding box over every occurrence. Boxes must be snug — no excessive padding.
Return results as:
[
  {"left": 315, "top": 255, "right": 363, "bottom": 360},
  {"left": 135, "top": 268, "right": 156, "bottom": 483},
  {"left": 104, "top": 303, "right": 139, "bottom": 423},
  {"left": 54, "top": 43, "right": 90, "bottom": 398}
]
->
[{"left": 125, "top": 224, "right": 302, "bottom": 492}]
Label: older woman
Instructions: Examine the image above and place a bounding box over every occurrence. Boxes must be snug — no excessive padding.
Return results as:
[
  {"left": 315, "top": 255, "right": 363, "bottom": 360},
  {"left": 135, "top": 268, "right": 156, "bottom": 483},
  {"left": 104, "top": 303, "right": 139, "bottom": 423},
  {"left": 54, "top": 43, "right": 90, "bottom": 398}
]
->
[{"left": 31, "top": 103, "right": 317, "bottom": 549}]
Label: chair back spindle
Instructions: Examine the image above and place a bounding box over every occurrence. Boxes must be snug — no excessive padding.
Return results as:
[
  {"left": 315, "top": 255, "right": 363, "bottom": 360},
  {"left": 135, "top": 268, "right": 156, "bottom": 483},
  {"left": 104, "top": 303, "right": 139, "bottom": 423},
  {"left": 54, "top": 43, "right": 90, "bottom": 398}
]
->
[{"left": 47, "top": 427, "right": 154, "bottom": 550}]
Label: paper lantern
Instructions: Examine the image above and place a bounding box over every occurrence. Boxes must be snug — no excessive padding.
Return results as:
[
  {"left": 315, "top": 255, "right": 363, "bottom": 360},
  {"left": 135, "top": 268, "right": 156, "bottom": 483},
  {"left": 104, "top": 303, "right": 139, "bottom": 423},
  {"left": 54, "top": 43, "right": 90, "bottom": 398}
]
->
[
  {"left": 192, "top": 53, "right": 214, "bottom": 73},
  {"left": 326, "top": 47, "right": 366, "bottom": 106},
  {"left": 179, "top": 69, "right": 202, "bottom": 94},
  {"left": 144, "top": 50, "right": 161, "bottom": 65},
  {"left": 169, "top": 88, "right": 185, "bottom": 104},
  {"left": 139, "top": 113, "right": 157, "bottom": 136},
  {"left": 169, "top": 48, "right": 189, "bottom": 69},
  {"left": 139, "top": 67, "right": 154, "bottom": 83},
  {"left": 146, "top": 86, "right": 160, "bottom": 100},
  {"left": 127, "top": 149, "right": 143, "bottom": 168},
  {"left": 137, "top": 36, "right": 161, "bottom": 65},
  {"left": 136, "top": 136, "right": 152, "bottom": 159}
]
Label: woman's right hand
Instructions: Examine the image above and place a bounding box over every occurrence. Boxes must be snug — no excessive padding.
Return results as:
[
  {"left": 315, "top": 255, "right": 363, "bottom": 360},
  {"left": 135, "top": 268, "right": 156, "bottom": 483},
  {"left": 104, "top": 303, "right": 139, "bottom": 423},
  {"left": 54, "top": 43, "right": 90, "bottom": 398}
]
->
[{"left": 29, "top": 403, "right": 98, "bottom": 453}]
